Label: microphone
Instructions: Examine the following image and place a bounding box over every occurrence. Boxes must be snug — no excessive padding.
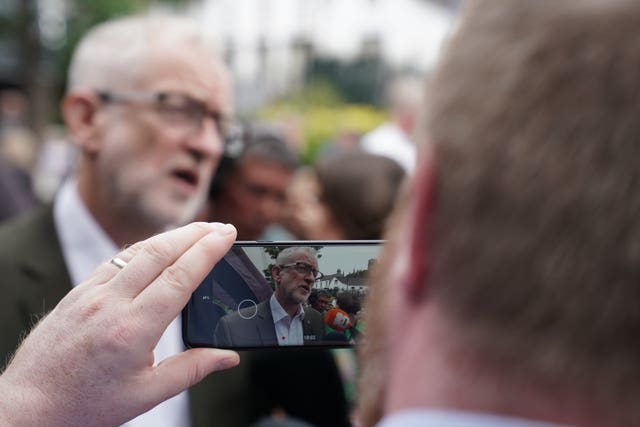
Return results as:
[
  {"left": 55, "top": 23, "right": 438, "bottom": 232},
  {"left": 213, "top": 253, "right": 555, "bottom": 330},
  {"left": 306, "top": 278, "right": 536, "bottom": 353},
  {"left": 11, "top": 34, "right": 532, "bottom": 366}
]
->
[{"left": 324, "top": 308, "right": 352, "bottom": 332}]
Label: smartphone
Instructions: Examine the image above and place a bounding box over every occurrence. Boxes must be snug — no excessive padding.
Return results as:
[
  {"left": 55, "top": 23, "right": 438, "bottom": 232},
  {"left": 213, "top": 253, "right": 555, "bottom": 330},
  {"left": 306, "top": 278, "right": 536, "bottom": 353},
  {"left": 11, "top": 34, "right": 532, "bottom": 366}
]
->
[{"left": 182, "top": 240, "right": 383, "bottom": 350}]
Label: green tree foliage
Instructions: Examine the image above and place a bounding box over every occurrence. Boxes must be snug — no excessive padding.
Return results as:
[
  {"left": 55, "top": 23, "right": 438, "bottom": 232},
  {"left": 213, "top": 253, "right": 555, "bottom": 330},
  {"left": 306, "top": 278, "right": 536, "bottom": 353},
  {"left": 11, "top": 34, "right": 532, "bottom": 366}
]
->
[
  {"left": 345, "top": 269, "right": 368, "bottom": 278},
  {"left": 259, "top": 80, "right": 388, "bottom": 164},
  {"left": 308, "top": 56, "right": 387, "bottom": 107}
]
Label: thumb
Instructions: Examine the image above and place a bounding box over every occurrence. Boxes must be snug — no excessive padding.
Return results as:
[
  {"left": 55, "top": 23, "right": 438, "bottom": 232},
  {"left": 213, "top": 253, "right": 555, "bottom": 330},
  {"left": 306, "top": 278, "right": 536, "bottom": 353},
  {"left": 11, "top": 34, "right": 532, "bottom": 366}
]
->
[{"left": 149, "top": 348, "right": 240, "bottom": 402}]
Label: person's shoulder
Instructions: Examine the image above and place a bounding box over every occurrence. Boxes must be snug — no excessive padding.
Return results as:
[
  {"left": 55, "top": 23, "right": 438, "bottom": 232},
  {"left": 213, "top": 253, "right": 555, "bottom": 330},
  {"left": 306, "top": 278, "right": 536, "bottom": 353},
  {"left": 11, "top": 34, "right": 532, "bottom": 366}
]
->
[
  {"left": 220, "top": 306, "right": 251, "bottom": 324},
  {"left": 0, "top": 205, "right": 68, "bottom": 312},
  {"left": 362, "top": 122, "right": 402, "bottom": 145},
  {"left": 304, "top": 307, "right": 325, "bottom": 335},
  {"left": 305, "top": 306, "right": 323, "bottom": 321},
  {"left": 0, "top": 204, "right": 53, "bottom": 235},
  {"left": 244, "top": 300, "right": 271, "bottom": 319},
  {"left": 219, "top": 299, "right": 272, "bottom": 327},
  {"left": 0, "top": 205, "right": 55, "bottom": 258},
  {"left": 218, "top": 309, "right": 239, "bottom": 324}
]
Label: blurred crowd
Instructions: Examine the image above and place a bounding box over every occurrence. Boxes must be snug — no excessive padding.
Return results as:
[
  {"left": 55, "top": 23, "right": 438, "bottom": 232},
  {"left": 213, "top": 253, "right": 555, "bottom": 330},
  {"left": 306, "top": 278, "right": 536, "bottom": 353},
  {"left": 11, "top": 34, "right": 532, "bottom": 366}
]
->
[
  {"left": 0, "top": 89, "right": 76, "bottom": 221},
  {"left": 0, "top": 15, "right": 416, "bottom": 426},
  {"left": 2, "top": 2, "right": 639, "bottom": 427}
]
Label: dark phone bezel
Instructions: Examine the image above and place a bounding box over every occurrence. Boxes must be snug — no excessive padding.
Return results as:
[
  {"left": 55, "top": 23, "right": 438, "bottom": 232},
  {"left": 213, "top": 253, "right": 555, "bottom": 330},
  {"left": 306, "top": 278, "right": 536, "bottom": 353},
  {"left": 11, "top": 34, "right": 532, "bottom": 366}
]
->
[{"left": 182, "top": 240, "right": 383, "bottom": 350}]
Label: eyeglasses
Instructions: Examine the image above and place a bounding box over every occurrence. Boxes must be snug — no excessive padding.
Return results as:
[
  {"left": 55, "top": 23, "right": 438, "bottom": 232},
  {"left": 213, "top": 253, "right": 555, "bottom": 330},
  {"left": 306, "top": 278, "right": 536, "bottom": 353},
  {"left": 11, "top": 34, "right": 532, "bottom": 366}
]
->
[
  {"left": 279, "top": 262, "right": 324, "bottom": 280},
  {"left": 97, "top": 91, "right": 241, "bottom": 150}
]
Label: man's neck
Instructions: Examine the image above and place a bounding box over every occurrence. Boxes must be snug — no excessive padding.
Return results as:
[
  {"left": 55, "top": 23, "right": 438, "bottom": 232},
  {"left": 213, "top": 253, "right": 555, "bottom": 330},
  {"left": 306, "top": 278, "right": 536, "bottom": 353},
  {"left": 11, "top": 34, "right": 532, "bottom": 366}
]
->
[
  {"left": 54, "top": 179, "right": 121, "bottom": 286},
  {"left": 386, "top": 305, "right": 613, "bottom": 427},
  {"left": 90, "top": 208, "right": 161, "bottom": 248},
  {"left": 274, "top": 293, "right": 301, "bottom": 318},
  {"left": 77, "top": 177, "right": 163, "bottom": 247}
]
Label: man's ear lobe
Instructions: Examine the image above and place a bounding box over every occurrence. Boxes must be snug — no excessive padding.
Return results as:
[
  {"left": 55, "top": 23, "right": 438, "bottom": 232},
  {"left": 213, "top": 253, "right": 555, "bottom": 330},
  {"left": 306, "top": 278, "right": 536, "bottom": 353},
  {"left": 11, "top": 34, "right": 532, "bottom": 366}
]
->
[
  {"left": 271, "top": 265, "right": 281, "bottom": 282},
  {"left": 404, "top": 144, "right": 437, "bottom": 301},
  {"left": 61, "top": 91, "right": 102, "bottom": 153}
]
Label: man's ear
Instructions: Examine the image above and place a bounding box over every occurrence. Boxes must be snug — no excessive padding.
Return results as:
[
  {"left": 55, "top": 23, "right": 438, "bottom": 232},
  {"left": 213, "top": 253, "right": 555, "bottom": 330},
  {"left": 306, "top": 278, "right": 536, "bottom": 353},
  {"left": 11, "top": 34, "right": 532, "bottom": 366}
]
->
[
  {"left": 61, "top": 91, "right": 102, "bottom": 153},
  {"left": 403, "top": 143, "right": 437, "bottom": 301},
  {"left": 271, "top": 265, "right": 282, "bottom": 284}
]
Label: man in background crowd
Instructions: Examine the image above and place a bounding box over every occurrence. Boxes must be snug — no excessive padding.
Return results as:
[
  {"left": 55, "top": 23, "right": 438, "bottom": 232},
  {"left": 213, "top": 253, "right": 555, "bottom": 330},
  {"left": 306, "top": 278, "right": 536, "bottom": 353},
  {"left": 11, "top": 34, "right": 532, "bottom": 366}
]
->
[
  {"left": 0, "top": 155, "right": 38, "bottom": 222},
  {"left": 205, "top": 125, "right": 300, "bottom": 240},
  {"left": 0, "top": 13, "right": 232, "bottom": 427},
  {"left": 360, "top": 74, "right": 423, "bottom": 174},
  {"left": 284, "top": 151, "right": 405, "bottom": 241},
  {"left": 308, "top": 289, "right": 331, "bottom": 314},
  {"left": 0, "top": 89, "right": 40, "bottom": 222},
  {"left": 358, "top": 1, "right": 640, "bottom": 426}
]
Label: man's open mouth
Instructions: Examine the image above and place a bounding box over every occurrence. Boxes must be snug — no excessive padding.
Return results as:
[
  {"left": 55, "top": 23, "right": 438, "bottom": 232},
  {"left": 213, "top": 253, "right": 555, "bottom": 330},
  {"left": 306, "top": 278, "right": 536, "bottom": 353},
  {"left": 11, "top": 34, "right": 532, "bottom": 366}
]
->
[{"left": 172, "top": 169, "right": 199, "bottom": 187}]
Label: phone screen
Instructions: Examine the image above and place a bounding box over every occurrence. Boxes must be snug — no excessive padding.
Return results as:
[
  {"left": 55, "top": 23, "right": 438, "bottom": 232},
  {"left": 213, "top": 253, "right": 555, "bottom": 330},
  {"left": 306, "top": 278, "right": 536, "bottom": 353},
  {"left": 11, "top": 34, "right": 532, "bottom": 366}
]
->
[{"left": 182, "top": 240, "right": 382, "bottom": 349}]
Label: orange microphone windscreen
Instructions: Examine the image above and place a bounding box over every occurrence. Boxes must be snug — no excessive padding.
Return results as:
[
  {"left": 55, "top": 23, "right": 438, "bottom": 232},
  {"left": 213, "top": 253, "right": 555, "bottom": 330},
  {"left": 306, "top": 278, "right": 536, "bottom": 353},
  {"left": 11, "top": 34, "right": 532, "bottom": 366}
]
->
[{"left": 324, "top": 308, "right": 352, "bottom": 332}]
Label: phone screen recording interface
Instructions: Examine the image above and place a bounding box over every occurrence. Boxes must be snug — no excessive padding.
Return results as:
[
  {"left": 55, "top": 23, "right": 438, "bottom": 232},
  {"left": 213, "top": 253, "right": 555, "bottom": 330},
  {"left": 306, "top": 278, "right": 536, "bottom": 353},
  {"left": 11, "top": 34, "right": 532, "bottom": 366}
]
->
[{"left": 182, "top": 241, "right": 382, "bottom": 349}]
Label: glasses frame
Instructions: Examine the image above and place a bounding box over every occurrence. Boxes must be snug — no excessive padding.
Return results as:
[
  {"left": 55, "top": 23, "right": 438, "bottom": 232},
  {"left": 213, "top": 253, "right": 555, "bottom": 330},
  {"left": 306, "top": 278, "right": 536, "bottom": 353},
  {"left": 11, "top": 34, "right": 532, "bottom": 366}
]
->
[
  {"left": 278, "top": 262, "right": 324, "bottom": 280},
  {"left": 96, "top": 90, "right": 239, "bottom": 150}
]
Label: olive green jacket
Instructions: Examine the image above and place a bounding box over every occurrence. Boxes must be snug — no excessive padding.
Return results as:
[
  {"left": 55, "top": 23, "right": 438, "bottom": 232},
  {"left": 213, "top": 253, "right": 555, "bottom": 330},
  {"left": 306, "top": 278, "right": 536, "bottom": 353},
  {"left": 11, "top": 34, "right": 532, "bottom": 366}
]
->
[{"left": 0, "top": 206, "right": 253, "bottom": 427}]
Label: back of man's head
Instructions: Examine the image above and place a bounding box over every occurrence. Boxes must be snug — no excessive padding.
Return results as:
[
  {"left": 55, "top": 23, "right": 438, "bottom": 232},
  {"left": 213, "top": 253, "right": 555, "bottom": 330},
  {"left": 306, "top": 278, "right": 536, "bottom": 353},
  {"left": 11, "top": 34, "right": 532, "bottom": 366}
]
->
[
  {"left": 314, "top": 151, "right": 406, "bottom": 240},
  {"left": 421, "top": 0, "right": 640, "bottom": 420},
  {"left": 336, "top": 292, "right": 361, "bottom": 316}
]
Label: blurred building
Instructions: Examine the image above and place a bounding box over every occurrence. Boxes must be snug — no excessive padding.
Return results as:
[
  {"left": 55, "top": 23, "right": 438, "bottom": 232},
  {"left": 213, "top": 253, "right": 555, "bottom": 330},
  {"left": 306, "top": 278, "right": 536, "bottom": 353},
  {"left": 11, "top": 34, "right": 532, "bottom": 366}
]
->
[
  {"left": 0, "top": 0, "right": 459, "bottom": 122},
  {"left": 192, "top": 0, "right": 457, "bottom": 112}
]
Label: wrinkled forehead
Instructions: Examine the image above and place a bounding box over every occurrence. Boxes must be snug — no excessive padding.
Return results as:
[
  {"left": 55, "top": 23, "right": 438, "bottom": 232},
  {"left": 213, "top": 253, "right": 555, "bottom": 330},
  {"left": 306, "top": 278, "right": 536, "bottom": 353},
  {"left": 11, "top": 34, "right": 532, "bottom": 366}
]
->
[
  {"left": 295, "top": 253, "right": 318, "bottom": 267},
  {"left": 136, "top": 44, "right": 232, "bottom": 115},
  {"left": 280, "top": 247, "right": 318, "bottom": 266},
  {"left": 68, "top": 16, "right": 231, "bottom": 112},
  {"left": 74, "top": 35, "right": 232, "bottom": 115}
]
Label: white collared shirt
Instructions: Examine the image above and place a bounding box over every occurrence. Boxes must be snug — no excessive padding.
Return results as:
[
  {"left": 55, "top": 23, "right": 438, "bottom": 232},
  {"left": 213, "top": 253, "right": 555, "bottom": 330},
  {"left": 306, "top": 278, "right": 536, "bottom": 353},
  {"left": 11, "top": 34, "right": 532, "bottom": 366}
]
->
[
  {"left": 53, "top": 179, "right": 190, "bottom": 427},
  {"left": 377, "top": 409, "right": 574, "bottom": 427},
  {"left": 269, "top": 293, "right": 305, "bottom": 346}
]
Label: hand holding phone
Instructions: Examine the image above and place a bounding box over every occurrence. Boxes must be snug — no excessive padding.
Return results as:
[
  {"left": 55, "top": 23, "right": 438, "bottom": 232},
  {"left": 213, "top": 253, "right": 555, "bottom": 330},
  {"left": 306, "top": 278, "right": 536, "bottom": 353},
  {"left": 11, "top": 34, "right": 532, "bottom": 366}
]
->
[{"left": 182, "top": 241, "right": 382, "bottom": 349}]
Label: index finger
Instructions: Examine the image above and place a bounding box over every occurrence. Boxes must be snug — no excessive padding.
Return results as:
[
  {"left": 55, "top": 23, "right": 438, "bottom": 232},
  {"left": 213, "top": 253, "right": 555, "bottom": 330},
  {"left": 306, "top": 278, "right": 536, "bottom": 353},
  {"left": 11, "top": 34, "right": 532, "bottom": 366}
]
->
[
  {"left": 131, "top": 224, "right": 236, "bottom": 333},
  {"left": 109, "top": 222, "right": 234, "bottom": 298}
]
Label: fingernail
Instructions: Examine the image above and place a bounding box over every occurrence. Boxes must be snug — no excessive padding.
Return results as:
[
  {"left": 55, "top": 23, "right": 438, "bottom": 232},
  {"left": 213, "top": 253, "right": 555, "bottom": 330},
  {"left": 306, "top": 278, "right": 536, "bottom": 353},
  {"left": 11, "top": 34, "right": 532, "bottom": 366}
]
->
[
  {"left": 209, "top": 222, "right": 236, "bottom": 235},
  {"left": 216, "top": 353, "right": 240, "bottom": 370},
  {"left": 221, "top": 223, "right": 236, "bottom": 234}
]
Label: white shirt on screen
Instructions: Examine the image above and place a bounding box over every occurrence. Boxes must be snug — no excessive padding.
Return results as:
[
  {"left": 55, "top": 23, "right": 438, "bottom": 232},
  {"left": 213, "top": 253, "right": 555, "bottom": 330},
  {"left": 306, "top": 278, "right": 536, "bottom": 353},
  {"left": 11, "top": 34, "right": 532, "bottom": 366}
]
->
[{"left": 270, "top": 293, "right": 305, "bottom": 346}]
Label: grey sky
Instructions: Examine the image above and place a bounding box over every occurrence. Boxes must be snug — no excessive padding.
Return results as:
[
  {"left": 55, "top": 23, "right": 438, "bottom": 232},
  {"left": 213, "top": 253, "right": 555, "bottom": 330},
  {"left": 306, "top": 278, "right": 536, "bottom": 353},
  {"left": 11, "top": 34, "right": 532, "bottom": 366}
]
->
[{"left": 242, "top": 243, "right": 382, "bottom": 276}]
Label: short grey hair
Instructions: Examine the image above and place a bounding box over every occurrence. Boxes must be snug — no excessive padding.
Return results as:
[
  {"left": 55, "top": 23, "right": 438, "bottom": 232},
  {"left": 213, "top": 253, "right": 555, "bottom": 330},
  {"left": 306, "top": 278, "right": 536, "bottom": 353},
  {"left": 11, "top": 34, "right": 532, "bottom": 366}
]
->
[
  {"left": 67, "top": 13, "right": 226, "bottom": 93},
  {"left": 276, "top": 247, "right": 318, "bottom": 265}
]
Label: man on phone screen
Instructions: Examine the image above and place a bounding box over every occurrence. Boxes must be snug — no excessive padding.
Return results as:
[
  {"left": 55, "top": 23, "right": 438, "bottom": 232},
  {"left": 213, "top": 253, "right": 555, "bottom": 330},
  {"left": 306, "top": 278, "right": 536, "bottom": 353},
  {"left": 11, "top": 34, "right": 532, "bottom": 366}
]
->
[{"left": 214, "top": 247, "right": 325, "bottom": 347}]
